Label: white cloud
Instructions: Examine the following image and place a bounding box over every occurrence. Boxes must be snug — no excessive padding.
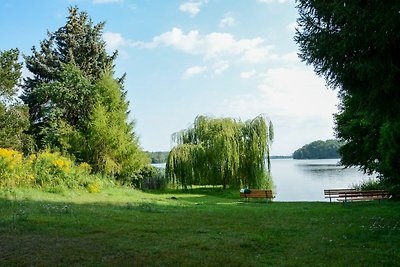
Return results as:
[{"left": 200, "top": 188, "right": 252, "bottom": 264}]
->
[
  {"left": 93, "top": 0, "right": 123, "bottom": 4},
  {"left": 257, "top": 0, "right": 290, "bottom": 3},
  {"left": 203, "top": 32, "right": 236, "bottom": 57},
  {"left": 145, "top": 27, "right": 273, "bottom": 63},
  {"left": 107, "top": 28, "right": 275, "bottom": 67},
  {"left": 151, "top": 28, "right": 201, "bottom": 53},
  {"left": 183, "top": 65, "right": 206, "bottom": 79},
  {"left": 219, "top": 13, "right": 235, "bottom": 28},
  {"left": 103, "top": 32, "right": 126, "bottom": 51},
  {"left": 179, "top": 1, "right": 205, "bottom": 16},
  {"left": 240, "top": 70, "right": 256, "bottom": 79},
  {"left": 219, "top": 65, "right": 339, "bottom": 154},
  {"left": 257, "top": 67, "right": 337, "bottom": 118},
  {"left": 213, "top": 60, "right": 229, "bottom": 75},
  {"left": 241, "top": 46, "right": 271, "bottom": 63},
  {"left": 236, "top": 38, "right": 274, "bottom": 63},
  {"left": 269, "top": 51, "right": 300, "bottom": 63},
  {"left": 281, "top": 52, "right": 300, "bottom": 62}
]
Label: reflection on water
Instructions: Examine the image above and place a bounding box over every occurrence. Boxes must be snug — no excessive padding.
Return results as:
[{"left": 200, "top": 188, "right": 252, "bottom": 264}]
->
[
  {"left": 271, "top": 159, "right": 374, "bottom": 202},
  {"left": 296, "top": 161, "right": 353, "bottom": 178}
]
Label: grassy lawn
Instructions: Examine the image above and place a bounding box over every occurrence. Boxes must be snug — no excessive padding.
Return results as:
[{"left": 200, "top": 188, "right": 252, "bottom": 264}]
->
[{"left": 0, "top": 187, "right": 399, "bottom": 266}]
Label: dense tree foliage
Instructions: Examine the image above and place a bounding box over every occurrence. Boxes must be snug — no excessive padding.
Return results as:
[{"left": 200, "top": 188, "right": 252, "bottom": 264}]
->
[
  {"left": 166, "top": 115, "right": 274, "bottom": 189},
  {"left": 31, "top": 64, "right": 95, "bottom": 150},
  {"left": 24, "top": 6, "right": 116, "bottom": 83},
  {"left": 0, "top": 104, "right": 31, "bottom": 151},
  {"left": 84, "top": 73, "right": 149, "bottom": 180},
  {"left": 295, "top": 1, "right": 400, "bottom": 192},
  {"left": 0, "top": 49, "right": 31, "bottom": 151},
  {"left": 21, "top": 7, "right": 148, "bottom": 181},
  {"left": 292, "top": 139, "right": 342, "bottom": 159},
  {"left": 0, "top": 49, "right": 22, "bottom": 101},
  {"left": 23, "top": 6, "right": 117, "bottom": 146}
]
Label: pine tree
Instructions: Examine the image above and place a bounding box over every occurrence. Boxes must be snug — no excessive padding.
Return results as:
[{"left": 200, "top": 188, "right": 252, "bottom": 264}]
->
[
  {"left": 0, "top": 49, "right": 22, "bottom": 101},
  {"left": 22, "top": 7, "right": 149, "bottom": 179},
  {"left": 23, "top": 6, "right": 117, "bottom": 146}
]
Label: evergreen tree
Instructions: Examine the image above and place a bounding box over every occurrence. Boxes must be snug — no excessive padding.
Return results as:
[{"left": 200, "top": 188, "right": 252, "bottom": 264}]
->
[
  {"left": 0, "top": 49, "right": 31, "bottom": 151},
  {"left": 85, "top": 73, "right": 149, "bottom": 180},
  {"left": 29, "top": 64, "right": 95, "bottom": 150},
  {"left": 23, "top": 6, "right": 117, "bottom": 146},
  {"left": 22, "top": 7, "right": 149, "bottom": 179},
  {"left": 0, "top": 49, "right": 22, "bottom": 101},
  {"left": 295, "top": 1, "right": 400, "bottom": 192}
]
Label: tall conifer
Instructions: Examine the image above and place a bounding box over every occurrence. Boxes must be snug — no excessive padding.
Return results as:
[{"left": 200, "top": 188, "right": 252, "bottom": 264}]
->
[{"left": 22, "top": 7, "right": 148, "bottom": 179}]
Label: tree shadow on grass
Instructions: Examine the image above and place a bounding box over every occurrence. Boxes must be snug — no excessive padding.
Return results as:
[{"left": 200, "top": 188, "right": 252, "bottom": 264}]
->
[
  {"left": 1, "top": 189, "right": 400, "bottom": 266},
  {"left": 0, "top": 191, "right": 273, "bottom": 267}
]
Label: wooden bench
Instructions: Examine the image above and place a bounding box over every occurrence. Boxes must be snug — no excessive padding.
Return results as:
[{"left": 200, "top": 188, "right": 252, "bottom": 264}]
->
[
  {"left": 240, "top": 189, "right": 275, "bottom": 204},
  {"left": 324, "top": 189, "right": 390, "bottom": 204},
  {"left": 338, "top": 190, "right": 390, "bottom": 204},
  {"left": 324, "top": 189, "right": 356, "bottom": 203}
]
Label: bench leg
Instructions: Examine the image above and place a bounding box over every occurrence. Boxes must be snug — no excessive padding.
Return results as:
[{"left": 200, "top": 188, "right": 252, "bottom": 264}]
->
[{"left": 342, "top": 197, "right": 348, "bottom": 207}]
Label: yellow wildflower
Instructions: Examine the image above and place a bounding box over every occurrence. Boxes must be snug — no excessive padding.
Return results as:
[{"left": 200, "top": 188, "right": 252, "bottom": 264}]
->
[
  {"left": 88, "top": 182, "right": 101, "bottom": 193},
  {"left": 52, "top": 159, "right": 71, "bottom": 173},
  {"left": 0, "top": 147, "right": 23, "bottom": 171},
  {"left": 28, "top": 154, "right": 37, "bottom": 164},
  {"left": 79, "top": 162, "right": 92, "bottom": 174}
]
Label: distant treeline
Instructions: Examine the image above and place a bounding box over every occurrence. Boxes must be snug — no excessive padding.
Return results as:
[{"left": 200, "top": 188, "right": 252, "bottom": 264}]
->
[
  {"left": 148, "top": 152, "right": 292, "bottom": 163},
  {"left": 292, "top": 140, "right": 343, "bottom": 159},
  {"left": 271, "top": 156, "right": 292, "bottom": 159},
  {"left": 147, "top": 151, "right": 170, "bottom": 163}
]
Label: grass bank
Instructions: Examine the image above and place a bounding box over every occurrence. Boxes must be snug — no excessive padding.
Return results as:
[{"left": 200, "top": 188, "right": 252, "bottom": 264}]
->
[{"left": 1, "top": 187, "right": 399, "bottom": 266}]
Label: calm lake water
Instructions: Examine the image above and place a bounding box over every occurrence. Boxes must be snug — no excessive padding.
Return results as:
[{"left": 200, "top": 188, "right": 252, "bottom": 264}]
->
[
  {"left": 270, "top": 159, "right": 373, "bottom": 202},
  {"left": 153, "top": 159, "right": 374, "bottom": 202}
]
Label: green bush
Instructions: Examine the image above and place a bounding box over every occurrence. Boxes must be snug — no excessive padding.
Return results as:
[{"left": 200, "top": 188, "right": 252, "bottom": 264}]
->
[
  {"left": 140, "top": 167, "right": 167, "bottom": 190},
  {"left": 353, "top": 178, "right": 383, "bottom": 191}
]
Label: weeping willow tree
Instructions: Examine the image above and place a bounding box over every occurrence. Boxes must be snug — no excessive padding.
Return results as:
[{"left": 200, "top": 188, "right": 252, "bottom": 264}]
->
[{"left": 166, "top": 114, "right": 274, "bottom": 189}]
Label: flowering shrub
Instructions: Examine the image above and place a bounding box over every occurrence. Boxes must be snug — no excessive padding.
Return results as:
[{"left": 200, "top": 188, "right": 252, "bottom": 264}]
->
[
  {"left": 0, "top": 148, "right": 29, "bottom": 187},
  {"left": 0, "top": 148, "right": 23, "bottom": 169},
  {"left": 0, "top": 147, "right": 110, "bottom": 192},
  {"left": 87, "top": 182, "right": 101, "bottom": 193},
  {"left": 28, "top": 154, "right": 36, "bottom": 164},
  {"left": 31, "top": 150, "right": 72, "bottom": 187},
  {"left": 79, "top": 162, "right": 92, "bottom": 174}
]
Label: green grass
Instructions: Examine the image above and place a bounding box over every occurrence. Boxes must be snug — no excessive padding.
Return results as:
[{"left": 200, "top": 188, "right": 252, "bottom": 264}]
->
[{"left": 0, "top": 187, "right": 399, "bottom": 266}]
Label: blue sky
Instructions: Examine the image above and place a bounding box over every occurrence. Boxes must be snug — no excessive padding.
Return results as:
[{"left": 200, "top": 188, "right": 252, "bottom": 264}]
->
[{"left": 0, "top": 0, "right": 339, "bottom": 155}]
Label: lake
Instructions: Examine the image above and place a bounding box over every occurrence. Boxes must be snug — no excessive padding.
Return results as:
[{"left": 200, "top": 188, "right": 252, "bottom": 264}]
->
[
  {"left": 270, "top": 159, "right": 373, "bottom": 201},
  {"left": 153, "top": 159, "right": 374, "bottom": 202}
]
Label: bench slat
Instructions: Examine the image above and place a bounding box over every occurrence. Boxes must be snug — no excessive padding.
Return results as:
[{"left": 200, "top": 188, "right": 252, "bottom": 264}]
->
[
  {"left": 240, "top": 189, "right": 274, "bottom": 199},
  {"left": 337, "top": 197, "right": 385, "bottom": 202},
  {"left": 324, "top": 189, "right": 356, "bottom": 202},
  {"left": 324, "top": 188, "right": 390, "bottom": 204}
]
